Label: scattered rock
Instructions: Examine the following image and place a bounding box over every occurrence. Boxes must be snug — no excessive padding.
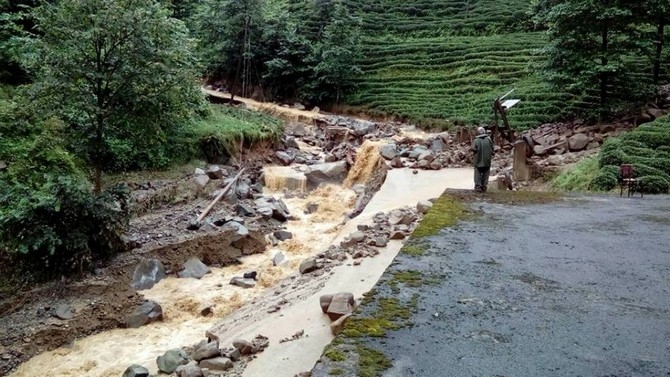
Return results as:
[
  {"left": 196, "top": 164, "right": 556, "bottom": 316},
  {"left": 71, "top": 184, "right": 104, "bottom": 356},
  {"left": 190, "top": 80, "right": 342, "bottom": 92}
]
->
[
  {"left": 223, "top": 348, "right": 241, "bottom": 362},
  {"left": 243, "top": 271, "right": 257, "bottom": 280},
  {"left": 199, "top": 357, "right": 233, "bottom": 371},
  {"left": 326, "top": 292, "right": 355, "bottom": 321},
  {"left": 379, "top": 144, "right": 398, "bottom": 160},
  {"left": 226, "top": 221, "right": 249, "bottom": 237},
  {"left": 374, "top": 237, "right": 388, "bottom": 247},
  {"left": 156, "top": 348, "right": 189, "bottom": 374},
  {"left": 285, "top": 137, "right": 300, "bottom": 150},
  {"left": 273, "top": 252, "right": 287, "bottom": 266},
  {"left": 294, "top": 102, "right": 306, "bottom": 110},
  {"left": 299, "top": 258, "right": 318, "bottom": 274},
  {"left": 206, "top": 166, "right": 225, "bottom": 180},
  {"left": 320, "top": 294, "right": 334, "bottom": 313},
  {"left": 123, "top": 300, "right": 163, "bottom": 328},
  {"left": 175, "top": 364, "right": 204, "bottom": 377},
  {"left": 131, "top": 259, "right": 167, "bottom": 291},
  {"left": 193, "top": 341, "right": 220, "bottom": 361},
  {"left": 235, "top": 180, "right": 251, "bottom": 199},
  {"left": 568, "top": 133, "right": 590, "bottom": 151},
  {"left": 586, "top": 141, "right": 600, "bottom": 150},
  {"left": 349, "top": 120, "right": 376, "bottom": 136},
  {"left": 187, "top": 219, "right": 201, "bottom": 231},
  {"left": 350, "top": 231, "right": 366, "bottom": 243},
  {"left": 122, "top": 364, "right": 150, "bottom": 377},
  {"left": 232, "top": 340, "right": 254, "bottom": 355},
  {"left": 330, "top": 313, "right": 352, "bottom": 336},
  {"left": 391, "top": 157, "right": 404, "bottom": 168},
  {"left": 194, "top": 175, "right": 210, "bottom": 189},
  {"left": 357, "top": 224, "right": 369, "bottom": 231},
  {"left": 276, "top": 151, "right": 295, "bottom": 166},
  {"left": 430, "top": 138, "right": 445, "bottom": 152},
  {"left": 390, "top": 231, "right": 406, "bottom": 240},
  {"left": 229, "top": 277, "right": 256, "bottom": 288},
  {"left": 178, "top": 258, "right": 211, "bottom": 279},
  {"left": 417, "top": 200, "right": 433, "bottom": 214},
  {"left": 194, "top": 168, "right": 206, "bottom": 176},
  {"left": 274, "top": 230, "right": 293, "bottom": 241},
  {"left": 304, "top": 161, "right": 348, "bottom": 186},
  {"left": 235, "top": 203, "right": 255, "bottom": 216},
  {"left": 53, "top": 304, "right": 74, "bottom": 320},
  {"left": 287, "top": 123, "right": 308, "bottom": 137}
]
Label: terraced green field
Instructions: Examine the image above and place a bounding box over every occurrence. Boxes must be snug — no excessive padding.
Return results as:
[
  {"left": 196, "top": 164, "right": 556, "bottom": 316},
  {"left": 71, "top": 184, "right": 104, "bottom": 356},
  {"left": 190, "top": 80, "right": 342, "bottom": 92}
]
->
[{"left": 344, "top": 0, "right": 592, "bottom": 129}]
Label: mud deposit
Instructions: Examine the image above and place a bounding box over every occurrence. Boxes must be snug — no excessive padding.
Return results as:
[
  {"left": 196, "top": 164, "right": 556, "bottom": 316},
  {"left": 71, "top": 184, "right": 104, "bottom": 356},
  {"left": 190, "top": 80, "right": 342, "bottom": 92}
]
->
[{"left": 314, "top": 194, "right": 670, "bottom": 376}]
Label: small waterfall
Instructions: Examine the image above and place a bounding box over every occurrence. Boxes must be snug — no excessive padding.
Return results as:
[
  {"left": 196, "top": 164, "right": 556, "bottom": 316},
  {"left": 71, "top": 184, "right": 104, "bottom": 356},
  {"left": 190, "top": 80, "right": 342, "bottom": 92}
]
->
[
  {"left": 343, "top": 141, "right": 383, "bottom": 188},
  {"left": 263, "top": 166, "right": 307, "bottom": 192}
]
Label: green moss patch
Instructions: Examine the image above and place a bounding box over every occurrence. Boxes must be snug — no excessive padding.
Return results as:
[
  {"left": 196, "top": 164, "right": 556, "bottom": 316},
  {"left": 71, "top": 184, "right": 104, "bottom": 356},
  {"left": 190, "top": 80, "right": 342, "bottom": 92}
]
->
[
  {"left": 358, "top": 345, "right": 393, "bottom": 377},
  {"left": 324, "top": 346, "right": 347, "bottom": 362},
  {"left": 412, "top": 195, "right": 468, "bottom": 238},
  {"left": 401, "top": 241, "right": 427, "bottom": 256}
]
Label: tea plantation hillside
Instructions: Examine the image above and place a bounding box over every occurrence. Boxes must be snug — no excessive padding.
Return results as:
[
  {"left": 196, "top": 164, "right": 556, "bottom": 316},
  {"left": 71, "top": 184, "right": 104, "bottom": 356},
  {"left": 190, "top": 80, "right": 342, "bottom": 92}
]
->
[{"left": 344, "top": 0, "right": 595, "bottom": 129}]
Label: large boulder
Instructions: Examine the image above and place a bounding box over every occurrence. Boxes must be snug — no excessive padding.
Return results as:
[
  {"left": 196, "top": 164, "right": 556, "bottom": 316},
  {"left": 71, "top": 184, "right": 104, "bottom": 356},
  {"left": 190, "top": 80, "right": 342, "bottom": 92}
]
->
[
  {"left": 349, "top": 120, "right": 376, "bottom": 136},
  {"left": 156, "top": 349, "right": 189, "bottom": 374},
  {"left": 304, "top": 161, "right": 348, "bottom": 186},
  {"left": 379, "top": 144, "right": 398, "bottom": 160},
  {"left": 175, "top": 364, "right": 204, "bottom": 377},
  {"left": 199, "top": 357, "right": 233, "bottom": 371},
  {"left": 130, "top": 259, "right": 166, "bottom": 291},
  {"left": 122, "top": 364, "right": 150, "bottom": 377},
  {"left": 430, "top": 138, "right": 445, "bottom": 152},
  {"left": 123, "top": 300, "right": 163, "bottom": 329},
  {"left": 568, "top": 133, "right": 590, "bottom": 151},
  {"left": 275, "top": 151, "right": 295, "bottom": 166},
  {"left": 178, "top": 258, "right": 211, "bottom": 279},
  {"left": 299, "top": 258, "right": 318, "bottom": 274},
  {"left": 193, "top": 340, "right": 220, "bottom": 361},
  {"left": 206, "top": 166, "right": 225, "bottom": 180}
]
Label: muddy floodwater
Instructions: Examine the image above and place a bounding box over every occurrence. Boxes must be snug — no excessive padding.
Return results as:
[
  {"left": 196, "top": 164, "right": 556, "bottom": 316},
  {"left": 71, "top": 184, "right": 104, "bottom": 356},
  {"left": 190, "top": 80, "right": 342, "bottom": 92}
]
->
[{"left": 10, "top": 165, "right": 474, "bottom": 377}]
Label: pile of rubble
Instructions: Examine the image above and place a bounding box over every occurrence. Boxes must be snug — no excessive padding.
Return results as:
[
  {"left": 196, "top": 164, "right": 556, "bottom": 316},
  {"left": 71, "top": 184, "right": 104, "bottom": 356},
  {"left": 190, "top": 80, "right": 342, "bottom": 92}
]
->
[
  {"left": 298, "top": 204, "right": 426, "bottom": 275},
  {"left": 122, "top": 335, "right": 269, "bottom": 377}
]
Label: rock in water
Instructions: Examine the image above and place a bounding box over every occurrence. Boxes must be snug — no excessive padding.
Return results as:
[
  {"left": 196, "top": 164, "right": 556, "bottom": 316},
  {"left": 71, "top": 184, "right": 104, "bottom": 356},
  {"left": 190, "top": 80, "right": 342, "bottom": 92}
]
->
[
  {"left": 273, "top": 230, "right": 293, "bottom": 241},
  {"left": 175, "top": 364, "right": 204, "bottom": 377},
  {"left": 199, "top": 357, "right": 233, "bottom": 371},
  {"left": 123, "top": 300, "right": 163, "bottom": 328},
  {"left": 304, "top": 161, "right": 348, "bottom": 186},
  {"left": 130, "top": 259, "right": 166, "bottom": 291},
  {"left": 193, "top": 340, "right": 220, "bottom": 361},
  {"left": 229, "top": 277, "right": 256, "bottom": 288},
  {"left": 122, "top": 364, "right": 150, "bottom": 377},
  {"left": 156, "top": 349, "right": 189, "bottom": 374},
  {"left": 273, "top": 252, "right": 287, "bottom": 266},
  {"left": 178, "top": 258, "right": 211, "bottom": 279}
]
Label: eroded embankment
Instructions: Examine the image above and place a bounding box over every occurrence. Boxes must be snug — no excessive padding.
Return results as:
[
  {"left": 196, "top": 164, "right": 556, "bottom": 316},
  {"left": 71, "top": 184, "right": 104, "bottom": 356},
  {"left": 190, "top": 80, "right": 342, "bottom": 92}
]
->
[{"left": 0, "top": 227, "right": 266, "bottom": 376}]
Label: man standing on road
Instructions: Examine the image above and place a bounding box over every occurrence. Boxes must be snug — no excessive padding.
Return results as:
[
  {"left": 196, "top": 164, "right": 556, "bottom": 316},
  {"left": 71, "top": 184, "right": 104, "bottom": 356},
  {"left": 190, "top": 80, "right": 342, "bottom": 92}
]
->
[{"left": 472, "top": 126, "right": 493, "bottom": 192}]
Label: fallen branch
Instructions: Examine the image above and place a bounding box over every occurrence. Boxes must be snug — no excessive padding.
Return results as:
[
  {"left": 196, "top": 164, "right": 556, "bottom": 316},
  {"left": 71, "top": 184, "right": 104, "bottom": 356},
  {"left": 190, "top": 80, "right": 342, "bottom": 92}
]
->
[{"left": 196, "top": 168, "right": 246, "bottom": 222}]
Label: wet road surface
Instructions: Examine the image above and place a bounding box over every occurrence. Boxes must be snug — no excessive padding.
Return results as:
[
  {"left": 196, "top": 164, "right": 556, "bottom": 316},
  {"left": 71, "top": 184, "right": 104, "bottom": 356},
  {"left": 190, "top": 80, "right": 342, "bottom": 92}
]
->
[{"left": 375, "top": 195, "right": 670, "bottom": 377}]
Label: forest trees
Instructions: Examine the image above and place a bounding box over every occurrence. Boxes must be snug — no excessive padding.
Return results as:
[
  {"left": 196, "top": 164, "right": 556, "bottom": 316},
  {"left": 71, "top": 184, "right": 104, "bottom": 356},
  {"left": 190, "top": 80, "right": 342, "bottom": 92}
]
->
[
  {"left": 28, "top": 0, "right": 204, "bottom": 192},
  {"left": 536, "top": 0, "right": 669, "bottom": 118}
]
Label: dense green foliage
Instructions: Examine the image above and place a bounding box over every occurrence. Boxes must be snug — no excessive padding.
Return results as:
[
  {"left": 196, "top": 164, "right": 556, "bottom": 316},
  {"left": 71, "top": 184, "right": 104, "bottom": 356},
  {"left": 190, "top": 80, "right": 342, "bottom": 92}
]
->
[
  {"left": 26, "top": 0, "right": 206, "bottom": 191},
  {"left": 0, "top": 96, "right": 129, "bottom": 280},
  {"left": 555, "top": 115, "right": 670, "bottom": 194},
  {"left": 191, "top": 0, "right": 363, "bottom": 103}
]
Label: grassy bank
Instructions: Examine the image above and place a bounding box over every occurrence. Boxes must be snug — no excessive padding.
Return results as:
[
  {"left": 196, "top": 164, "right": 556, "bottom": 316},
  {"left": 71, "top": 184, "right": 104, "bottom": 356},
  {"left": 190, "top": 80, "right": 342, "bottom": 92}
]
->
[{"left": 554, "top": 115, "right": 670, "bottom": 194}]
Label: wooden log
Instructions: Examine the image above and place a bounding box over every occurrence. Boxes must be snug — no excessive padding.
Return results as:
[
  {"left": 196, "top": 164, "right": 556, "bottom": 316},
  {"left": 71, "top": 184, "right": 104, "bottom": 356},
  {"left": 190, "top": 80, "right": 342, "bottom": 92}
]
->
[{"left": 196, "top": 168, "right": 246, "bottom": 222}]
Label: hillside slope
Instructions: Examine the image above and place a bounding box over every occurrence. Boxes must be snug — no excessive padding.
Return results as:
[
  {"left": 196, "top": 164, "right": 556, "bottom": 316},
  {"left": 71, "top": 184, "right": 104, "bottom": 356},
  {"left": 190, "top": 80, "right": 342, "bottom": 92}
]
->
[{"left": 344, "top": 0, "right": 591, "bottom": 129}]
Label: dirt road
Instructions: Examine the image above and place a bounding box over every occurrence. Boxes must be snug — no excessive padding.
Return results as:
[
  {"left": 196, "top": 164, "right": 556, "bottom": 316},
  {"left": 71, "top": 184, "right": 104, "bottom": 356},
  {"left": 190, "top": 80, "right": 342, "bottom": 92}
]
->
[{"left": 314, "top": 193, "right": 670, "bottom": 376}]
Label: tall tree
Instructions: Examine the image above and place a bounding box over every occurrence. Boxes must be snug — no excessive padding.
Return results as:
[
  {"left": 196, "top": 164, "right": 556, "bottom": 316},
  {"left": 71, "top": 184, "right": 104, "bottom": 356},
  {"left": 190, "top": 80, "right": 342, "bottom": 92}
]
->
[
  {"left": 193, "top": 0, "right": 263, "bottom": 97},
  {"left": 305, "top": 1, "right": 363, "bottom": 104},
  {"left": 27, "top": 0, "right": 203, "bottom": 192},
  {"left": 642, "top": 0, "right": 670, "bottom": 83},
  {"left": 538, "top": 0, "right": 641, "bottom": 117}
]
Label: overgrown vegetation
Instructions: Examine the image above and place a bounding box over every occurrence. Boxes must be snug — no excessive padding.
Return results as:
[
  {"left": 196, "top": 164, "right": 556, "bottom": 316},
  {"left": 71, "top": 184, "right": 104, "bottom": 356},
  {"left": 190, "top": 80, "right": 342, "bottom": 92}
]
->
[
  {"left": 411, "top": 195, "right": 468, "bottom": 238},
  {"left": 554, "top": 115, "right": 670, "bottom": 194}
]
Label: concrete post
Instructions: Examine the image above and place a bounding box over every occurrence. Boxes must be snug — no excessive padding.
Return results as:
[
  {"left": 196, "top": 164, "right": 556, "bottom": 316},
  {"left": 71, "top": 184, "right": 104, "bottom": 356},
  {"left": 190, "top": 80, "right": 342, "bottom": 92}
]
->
[{"left": 513, "top": 140, "right": 531, "bottom": 182}]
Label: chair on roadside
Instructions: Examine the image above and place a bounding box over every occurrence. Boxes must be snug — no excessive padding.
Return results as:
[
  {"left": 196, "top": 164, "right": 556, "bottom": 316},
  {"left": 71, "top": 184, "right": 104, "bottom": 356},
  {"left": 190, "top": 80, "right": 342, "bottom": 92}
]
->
[{"left": 619, "top": 164, "right": 642, "bottom": 198}]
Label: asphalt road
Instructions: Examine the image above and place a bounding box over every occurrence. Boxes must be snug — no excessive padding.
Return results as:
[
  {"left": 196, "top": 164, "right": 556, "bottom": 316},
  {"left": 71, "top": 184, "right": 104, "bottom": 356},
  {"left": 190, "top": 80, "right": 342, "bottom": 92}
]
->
[{"left": 374, "top": 195, "right": 670, "bottom": 377}]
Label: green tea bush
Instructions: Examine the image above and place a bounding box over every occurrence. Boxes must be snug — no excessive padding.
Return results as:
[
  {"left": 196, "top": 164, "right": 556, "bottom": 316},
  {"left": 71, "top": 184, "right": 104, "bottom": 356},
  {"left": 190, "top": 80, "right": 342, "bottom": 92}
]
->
[
  {"left": 638, "top": 176, "right": 670, "bottom": 194},
  {"left": 590, "top": 165, "right": 619, "bottom": 191}
]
